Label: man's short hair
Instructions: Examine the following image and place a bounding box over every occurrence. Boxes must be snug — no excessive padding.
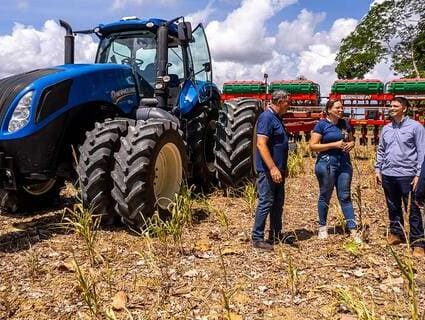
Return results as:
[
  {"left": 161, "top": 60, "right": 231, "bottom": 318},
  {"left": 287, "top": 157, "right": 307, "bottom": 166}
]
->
[
  {"left": 271, "top": 90, "right": 289, "bottom": 104},
  {"left": 392, "top": 96, "right": 410, "bottom": 109}
]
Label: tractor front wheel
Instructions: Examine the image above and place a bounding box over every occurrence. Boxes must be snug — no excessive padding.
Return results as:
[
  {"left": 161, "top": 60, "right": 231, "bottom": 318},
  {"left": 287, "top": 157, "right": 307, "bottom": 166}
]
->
[
  {"left": 111, "top": 119, "right": 187, "bottom": 229},
  {"left": 77, "top": 119, "right": 133, "bottom": 223}
]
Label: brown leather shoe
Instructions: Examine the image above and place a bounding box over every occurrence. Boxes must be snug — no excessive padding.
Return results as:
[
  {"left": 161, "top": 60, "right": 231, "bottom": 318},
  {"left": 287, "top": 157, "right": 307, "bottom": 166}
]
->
[
  {"left": 253, "top": 240, "right": 273, "bottom": 251},
  {"left": 412, "top": 247, "right": 425, "bottom": 258},
  {"left": 387, "top": 233, "right": 403, "bottom": 245}
]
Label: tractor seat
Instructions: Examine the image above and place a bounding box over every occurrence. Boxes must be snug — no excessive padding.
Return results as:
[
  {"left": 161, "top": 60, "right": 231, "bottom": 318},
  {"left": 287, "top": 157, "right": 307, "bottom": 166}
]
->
[{"left": 141, "top": 63, "right": 156, "bottom": 85}]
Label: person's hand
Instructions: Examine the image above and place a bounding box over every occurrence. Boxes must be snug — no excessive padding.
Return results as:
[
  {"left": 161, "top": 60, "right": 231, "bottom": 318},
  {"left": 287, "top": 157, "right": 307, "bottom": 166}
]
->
[
  {"left": 270, "top": 166, "right": 283, "bottom": 183},
  {"left": 375, "top": 172, "right": 382, "bottom": 186},
  {"left": 343, "top": 141, "right": 355, "bottom": 152},
  {"left": 411, "top": 176, "right": 419, "bottom": 192},
  {"left": 334, "top": 140, "right": 345, "bottom": 150}
]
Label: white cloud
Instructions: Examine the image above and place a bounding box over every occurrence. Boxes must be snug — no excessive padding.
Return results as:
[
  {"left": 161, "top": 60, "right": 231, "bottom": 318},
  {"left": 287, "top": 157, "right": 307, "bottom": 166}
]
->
[
  {"left": 294, "top": 17, "right": 358, "bottom": 95},
  {"left": 186, "top": 0, "right": 216, "bottom": 27},
  {"left": 276, "top": 9, "right": 325, "bottom": 53},
  {"left": 0, "top": 20, "right": 97, "bottom": 78},
  {"left": 205, "top": 1, "right": 358, "bottom": 95},
  {"left": 370, "top": 0, "right": 387, "bottom": 8},
  {"left": 365, "top": 61, "right": 395, "bottom": 83},
  {"left": 206, "top": 0, "right": 297, "bottom": 64}
]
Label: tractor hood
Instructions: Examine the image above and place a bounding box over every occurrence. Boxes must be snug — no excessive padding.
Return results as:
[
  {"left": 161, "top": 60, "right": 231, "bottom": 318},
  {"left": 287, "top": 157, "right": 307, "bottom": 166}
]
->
[{"left": 0, "top": 63, "right": 138, "bottom": 139}]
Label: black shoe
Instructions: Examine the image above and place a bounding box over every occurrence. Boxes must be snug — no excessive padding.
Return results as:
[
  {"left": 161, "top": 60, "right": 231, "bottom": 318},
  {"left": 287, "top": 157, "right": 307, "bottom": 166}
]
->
[
  {"left": 268, "top": 232, "right": 296, "bottom": 245},
  {"left": 253, "top": 240, "right": 274, "bottom": 251}
]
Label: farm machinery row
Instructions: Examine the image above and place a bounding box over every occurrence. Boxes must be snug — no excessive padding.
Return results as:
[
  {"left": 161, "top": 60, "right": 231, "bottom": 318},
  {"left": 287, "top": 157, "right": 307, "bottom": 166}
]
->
[{"left": 221, "top": 77, "right": 425, "bottom": 145}]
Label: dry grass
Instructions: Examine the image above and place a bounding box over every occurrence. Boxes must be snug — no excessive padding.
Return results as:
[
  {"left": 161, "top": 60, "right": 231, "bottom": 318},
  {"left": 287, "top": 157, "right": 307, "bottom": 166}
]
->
[{"left": 1, "top": 157, "right": 425, "bottom": 319}]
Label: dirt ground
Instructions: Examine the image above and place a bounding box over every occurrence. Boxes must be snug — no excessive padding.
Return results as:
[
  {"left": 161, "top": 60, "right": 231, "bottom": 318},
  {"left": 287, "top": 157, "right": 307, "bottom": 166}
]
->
[{"left": 1, "top": 154, "right": 424, "bottom": 320}]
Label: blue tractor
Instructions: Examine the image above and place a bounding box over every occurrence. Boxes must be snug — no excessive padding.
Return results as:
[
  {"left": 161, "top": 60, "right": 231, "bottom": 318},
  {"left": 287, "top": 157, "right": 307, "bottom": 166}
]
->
[{"left": 0, "top": 17, "right": 221, "bottom": 228}]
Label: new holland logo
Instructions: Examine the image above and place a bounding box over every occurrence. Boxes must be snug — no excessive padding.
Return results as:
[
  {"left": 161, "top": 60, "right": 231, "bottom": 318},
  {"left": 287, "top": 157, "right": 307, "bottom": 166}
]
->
[{"left": 111, "top": 87, "right": 136, "bottom": 103}]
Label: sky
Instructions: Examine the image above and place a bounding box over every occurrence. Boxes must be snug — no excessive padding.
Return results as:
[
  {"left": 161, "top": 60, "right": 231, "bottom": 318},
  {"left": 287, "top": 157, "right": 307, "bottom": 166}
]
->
[{"left": 0, "top": 0, "right": 394, "bottom": 95}]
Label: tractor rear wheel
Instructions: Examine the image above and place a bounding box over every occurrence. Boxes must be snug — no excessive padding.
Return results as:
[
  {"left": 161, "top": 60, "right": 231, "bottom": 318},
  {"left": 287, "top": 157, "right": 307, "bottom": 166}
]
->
[
  {"left": 111, "top": 119, "right": 187, "bottom": 229},
  {"left": 186, "top": 108, "right": 217, "bottom": 190},
  {"left": 214, "top": 98, "right": 262, "bottom": 188},
  {"left": 77, "top": 119, "right": 132, "bottom": 223}
]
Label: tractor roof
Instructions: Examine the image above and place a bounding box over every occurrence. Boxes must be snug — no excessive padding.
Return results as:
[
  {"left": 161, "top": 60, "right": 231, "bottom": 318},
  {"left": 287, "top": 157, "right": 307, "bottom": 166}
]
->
[{"left": 96, "top": 17, "right": 179, "bottom": 37}]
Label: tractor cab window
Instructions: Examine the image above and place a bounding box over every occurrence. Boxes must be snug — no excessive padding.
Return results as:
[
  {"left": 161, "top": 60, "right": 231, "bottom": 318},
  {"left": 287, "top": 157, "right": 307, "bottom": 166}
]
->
[
  {"left": 96, "top": 31, "right": 157, "bottom": 84},
  {"left": 168, "top": 46, "right": 185, "bottom": 81},
  {"left": 107, "top": 41, "right": 130, "bottom": 64},
  {"left": 189, "top": 24, "right": 212, "bottom": 83}
]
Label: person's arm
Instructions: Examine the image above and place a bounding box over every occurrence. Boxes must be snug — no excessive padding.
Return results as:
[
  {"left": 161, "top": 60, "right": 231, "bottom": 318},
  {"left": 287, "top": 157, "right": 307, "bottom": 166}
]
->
[
  {"left": 412, "top": 125, "right": 425, "bottom": 191},
  {"left": 257, "top": 135, "right": 282, "bottom": 183},
  {"left": 375, "top": 127, "right": 386, "bottom": 185},
  {"left": 415, "top": 125, "right": 425, "bottom": 176},
  {"left": 415, "top": 156, "right": 425, "bottom": 206},
  {"left": 309, "top": 132, "right": 344, "bottom": 152}
]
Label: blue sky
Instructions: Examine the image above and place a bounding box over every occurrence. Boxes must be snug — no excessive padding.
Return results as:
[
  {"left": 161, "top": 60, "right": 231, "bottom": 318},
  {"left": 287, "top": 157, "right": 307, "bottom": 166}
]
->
[
  {"left": 0, "top": 0, "right": 372, "bottom": 34},
  {"left": 0, "top": 0, "right": 390, "bottom": 93}
]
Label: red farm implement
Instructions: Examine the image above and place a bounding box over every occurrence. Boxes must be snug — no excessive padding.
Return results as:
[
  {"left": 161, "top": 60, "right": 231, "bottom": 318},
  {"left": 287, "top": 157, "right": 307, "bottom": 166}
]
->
[
  {"left": 220, "top": 77, "right": 425, "bottom": 145},
  {"left": 330, "top": 78, "right": 425, "bottom": 145},
  {"left": 221, "top": 79, "right": 322, "bottom": 137}
]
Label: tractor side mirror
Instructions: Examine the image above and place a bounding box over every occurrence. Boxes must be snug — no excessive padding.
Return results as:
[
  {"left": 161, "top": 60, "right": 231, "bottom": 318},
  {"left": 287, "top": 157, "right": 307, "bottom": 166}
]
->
[
  {"left": 203, "top": 62, "right": 211, "bottom": 72},
  {"left": 178, "top": 22, "right": 192, "bottom": 42}
]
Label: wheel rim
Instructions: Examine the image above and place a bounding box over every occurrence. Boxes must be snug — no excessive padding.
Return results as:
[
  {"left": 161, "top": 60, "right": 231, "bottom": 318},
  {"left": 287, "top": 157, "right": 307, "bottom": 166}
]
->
[
  {"left": 153, "top": 142, "right": 183, "bottom": 210},
  {"left": 23, "top": 179, "right": 56, "bottom": 196}
]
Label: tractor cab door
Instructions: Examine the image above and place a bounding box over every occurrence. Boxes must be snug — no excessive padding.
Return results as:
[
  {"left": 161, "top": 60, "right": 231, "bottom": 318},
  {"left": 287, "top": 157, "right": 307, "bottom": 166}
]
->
[{"left": 179, "top": 24, "right": 213, "bottom": 114}]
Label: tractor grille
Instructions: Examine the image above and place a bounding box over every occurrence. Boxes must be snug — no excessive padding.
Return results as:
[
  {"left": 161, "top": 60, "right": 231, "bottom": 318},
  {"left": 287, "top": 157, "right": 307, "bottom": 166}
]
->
[{"left": 0, "top": 69, "right": 60, "bottom": 123}]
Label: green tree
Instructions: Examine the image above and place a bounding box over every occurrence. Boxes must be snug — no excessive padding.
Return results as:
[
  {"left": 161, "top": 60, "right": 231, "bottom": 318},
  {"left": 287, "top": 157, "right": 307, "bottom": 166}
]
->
[{"left": 335, "top": 0, "right": 425, "bottom": 79}]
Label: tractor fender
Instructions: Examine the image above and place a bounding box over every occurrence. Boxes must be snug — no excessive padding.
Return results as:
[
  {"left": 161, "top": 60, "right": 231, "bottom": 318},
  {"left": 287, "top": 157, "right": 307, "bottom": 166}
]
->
[{"left": 136, "top": 107, "right": 180, "bottom": 126}]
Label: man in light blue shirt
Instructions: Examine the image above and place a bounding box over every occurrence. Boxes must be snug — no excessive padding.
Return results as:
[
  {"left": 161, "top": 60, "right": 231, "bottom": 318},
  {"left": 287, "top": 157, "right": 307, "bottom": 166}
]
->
[{"left": 375, "top": 97, "right": 425, "bottom": 257}]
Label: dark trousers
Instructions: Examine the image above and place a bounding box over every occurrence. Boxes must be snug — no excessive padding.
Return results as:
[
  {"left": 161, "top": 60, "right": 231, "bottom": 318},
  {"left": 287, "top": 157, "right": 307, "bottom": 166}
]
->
[
  {"left": 251, "top": 171, "right": 285, "bottom": 242},
  {"left": 382, "top": 175, "right": 425, "bottom": 248}
]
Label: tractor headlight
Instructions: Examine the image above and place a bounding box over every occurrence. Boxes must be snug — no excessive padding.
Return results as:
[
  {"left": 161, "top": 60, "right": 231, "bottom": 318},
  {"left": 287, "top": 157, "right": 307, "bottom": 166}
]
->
[{"left": 8, "top": 91, "right": 33, "bottom": 133}]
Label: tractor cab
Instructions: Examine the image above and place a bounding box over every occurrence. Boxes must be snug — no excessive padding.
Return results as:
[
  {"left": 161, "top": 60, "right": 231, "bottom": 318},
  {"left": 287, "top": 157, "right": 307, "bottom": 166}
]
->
[{"left": 94, "top": 17, "right": 213, "bottom": 113}]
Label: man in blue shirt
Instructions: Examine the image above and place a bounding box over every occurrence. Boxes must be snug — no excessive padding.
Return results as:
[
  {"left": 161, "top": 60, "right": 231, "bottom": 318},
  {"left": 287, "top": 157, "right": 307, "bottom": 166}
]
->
[
  {"left": 375, "top": 97, "right": 425, "bottom": 257},
  {"left": 251, "top": 90, "right": 294, "bottom": 250}
]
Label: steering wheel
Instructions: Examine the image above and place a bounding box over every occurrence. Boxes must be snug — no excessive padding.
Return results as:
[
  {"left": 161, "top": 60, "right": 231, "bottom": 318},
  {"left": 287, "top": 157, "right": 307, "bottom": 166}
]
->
[{"left": 121, "top": 58, "right": 144, "bottom": 68}]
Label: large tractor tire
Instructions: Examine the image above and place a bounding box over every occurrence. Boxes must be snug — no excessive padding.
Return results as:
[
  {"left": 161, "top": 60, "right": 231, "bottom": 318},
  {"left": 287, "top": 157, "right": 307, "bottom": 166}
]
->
[
  {"left": 0, "top": 178, "right": 63, "bottom": 214},
  {"left": 77, "top": 119, "right": 133, "bottom": 223},
  {"left": 186, "top": 107, "right": 217, "bottom": 190},
  {"left": 214, "top": 98, "right": 262, "bottom": 188},
  {"left": 111, "top": 119, "right": 187, "bottom": 229}
]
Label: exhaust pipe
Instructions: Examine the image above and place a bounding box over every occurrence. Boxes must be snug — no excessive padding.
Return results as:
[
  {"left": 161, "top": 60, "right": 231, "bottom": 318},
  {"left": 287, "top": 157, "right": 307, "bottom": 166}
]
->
[
  {"left": 155, "top": 24, "right": 169, "bottom": 109},
  {"left": 59, "top": 20, "right": 74, "bottom": 64}
]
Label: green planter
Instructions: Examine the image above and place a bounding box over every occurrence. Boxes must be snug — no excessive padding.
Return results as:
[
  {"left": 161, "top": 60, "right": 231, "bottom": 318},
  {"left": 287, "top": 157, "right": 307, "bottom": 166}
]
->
[
  {"left": 222, "top": 81, "right": 266, "bottom": 94},
  {"left": 269, "top": 81, "right": 319, "bottom": 94},
  {"left": 331, "top": 80, "right": 384, "bottom": 94}
]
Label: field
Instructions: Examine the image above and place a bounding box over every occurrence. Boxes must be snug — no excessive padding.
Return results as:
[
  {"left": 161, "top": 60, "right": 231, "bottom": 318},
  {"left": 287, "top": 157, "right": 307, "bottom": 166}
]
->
[{"left": 1, "top": 144, "right": 425, "bottom": 320}]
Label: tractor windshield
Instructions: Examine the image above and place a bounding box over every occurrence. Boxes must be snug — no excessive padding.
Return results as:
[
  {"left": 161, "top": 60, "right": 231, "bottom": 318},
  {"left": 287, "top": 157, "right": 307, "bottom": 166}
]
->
[
  {"left": 96, "top": 31, "right": 185, "bottom": 86},
  {"left": 96, "top": 31, "right": 158, "bottom": 84}
]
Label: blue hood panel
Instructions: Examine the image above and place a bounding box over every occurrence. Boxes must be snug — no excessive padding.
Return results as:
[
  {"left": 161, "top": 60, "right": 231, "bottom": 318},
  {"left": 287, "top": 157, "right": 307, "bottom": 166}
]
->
[{"left": 0, "top": 64, "right": 139, "bottom": 140}]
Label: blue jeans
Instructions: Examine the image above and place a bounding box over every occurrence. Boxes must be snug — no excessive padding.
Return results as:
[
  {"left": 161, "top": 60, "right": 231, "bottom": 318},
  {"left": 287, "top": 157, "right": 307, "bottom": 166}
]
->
[
  {"left": 252, "top": 171, "right": 285, "bottom": 241},
  {"left": 315, "top": 154, "right": 356, "bottom": 230},
  {"left": 382, "top": 175, "right": 424, "bottom": 248}
]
